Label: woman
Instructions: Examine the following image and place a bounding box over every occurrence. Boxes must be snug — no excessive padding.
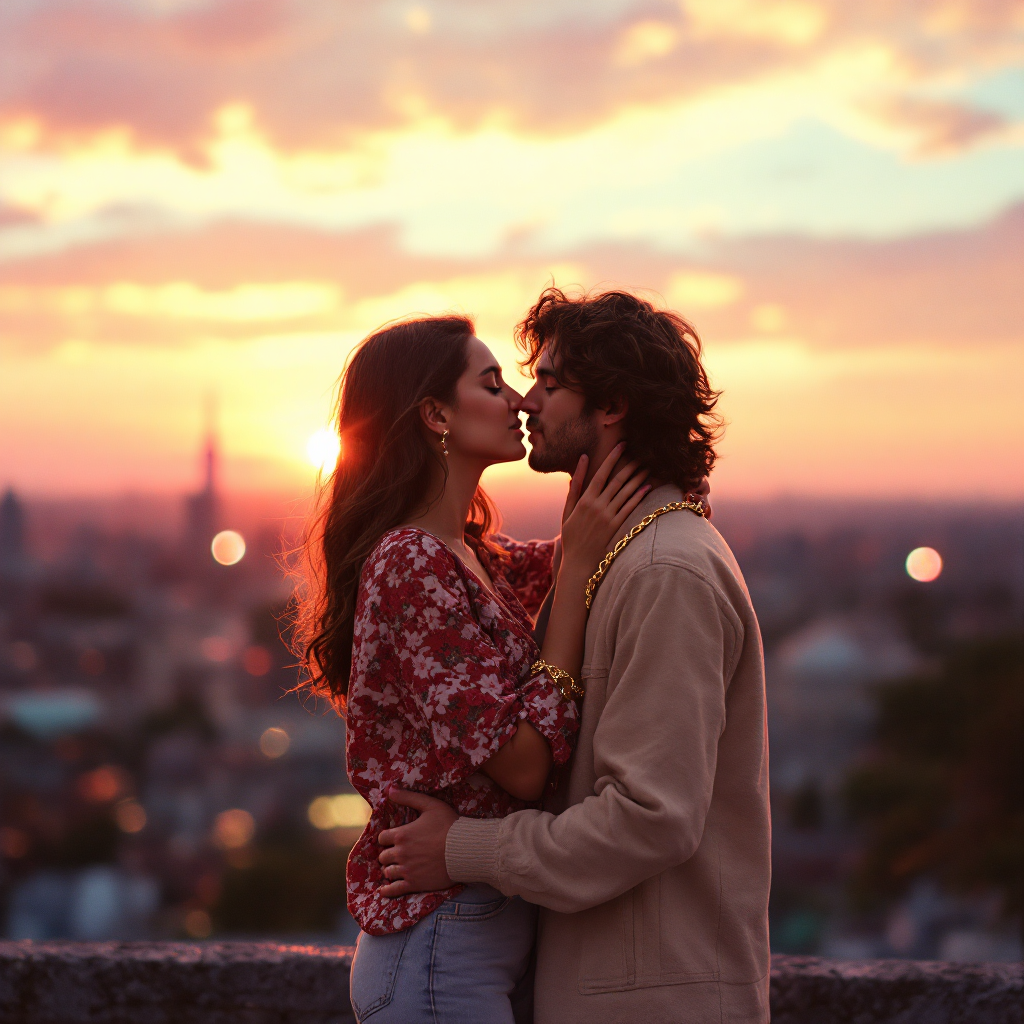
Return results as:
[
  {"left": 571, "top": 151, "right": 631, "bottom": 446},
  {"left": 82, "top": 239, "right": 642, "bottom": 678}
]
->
[{"left": 294, "top": 315, "right": 649, "bottom": 1023}]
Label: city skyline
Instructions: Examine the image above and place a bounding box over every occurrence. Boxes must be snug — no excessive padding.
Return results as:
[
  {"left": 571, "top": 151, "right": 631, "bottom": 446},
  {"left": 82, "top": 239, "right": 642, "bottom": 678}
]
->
[{"left": 1, "top": 1, "right": 1022, "bottom": 499}]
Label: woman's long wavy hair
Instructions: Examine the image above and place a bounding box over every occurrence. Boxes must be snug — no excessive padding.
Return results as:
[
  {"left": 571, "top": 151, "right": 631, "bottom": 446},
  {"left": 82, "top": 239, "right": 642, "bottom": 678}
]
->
[{"left": 291, "top": 315, "right": 500, "bottom": 711}]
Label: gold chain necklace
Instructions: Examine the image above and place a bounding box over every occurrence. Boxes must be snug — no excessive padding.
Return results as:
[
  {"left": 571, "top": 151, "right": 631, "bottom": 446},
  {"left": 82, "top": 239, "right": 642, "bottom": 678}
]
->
[{"left": 585, "top": 500, "right": 707, "bottom": 609}]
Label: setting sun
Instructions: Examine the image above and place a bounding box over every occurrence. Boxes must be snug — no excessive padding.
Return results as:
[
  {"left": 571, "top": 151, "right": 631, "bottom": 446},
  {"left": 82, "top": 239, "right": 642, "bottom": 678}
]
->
[{"left": 307, "top": 428, "right": 341, "bottom": 475}]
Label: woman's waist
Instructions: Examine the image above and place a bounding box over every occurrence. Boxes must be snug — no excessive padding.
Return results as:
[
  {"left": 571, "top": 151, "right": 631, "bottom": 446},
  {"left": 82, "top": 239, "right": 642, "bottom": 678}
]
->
[{"left": 354, "top": 773, "right": 529, "bottom": 822}]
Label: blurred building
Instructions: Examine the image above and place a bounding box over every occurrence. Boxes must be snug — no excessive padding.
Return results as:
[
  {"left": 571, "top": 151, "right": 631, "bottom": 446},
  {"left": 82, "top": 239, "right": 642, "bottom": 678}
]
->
[
  {"left": 0, "top": 491, "right": 1020, "bottom": 952},
  {"left": 0, "top": 469, "right": 353, "bottom": 942},
  {"left": 0, "top": 490, "right": 26, "bottom": 578},
  {"left": 182, "top": 413, "right": 221, "bottom": 576}
]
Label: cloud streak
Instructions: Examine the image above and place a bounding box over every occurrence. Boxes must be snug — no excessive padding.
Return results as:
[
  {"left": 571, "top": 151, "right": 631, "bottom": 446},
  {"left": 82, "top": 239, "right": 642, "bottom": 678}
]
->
[{"left": 2, "top": 204, "right": 1019, "bottom": 354}]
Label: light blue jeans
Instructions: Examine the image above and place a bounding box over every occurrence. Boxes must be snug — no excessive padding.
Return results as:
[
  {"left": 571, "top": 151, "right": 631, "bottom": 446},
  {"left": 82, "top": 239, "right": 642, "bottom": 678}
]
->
[{"left": 349, "top": 884, "right": 536, "bottom": 1023}]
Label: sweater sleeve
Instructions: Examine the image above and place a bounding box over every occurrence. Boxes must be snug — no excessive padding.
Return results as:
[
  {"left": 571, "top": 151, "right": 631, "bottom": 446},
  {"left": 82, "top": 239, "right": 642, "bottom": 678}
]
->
[{"left": 445, "top": 563, "right": 738, "bottom": 913}]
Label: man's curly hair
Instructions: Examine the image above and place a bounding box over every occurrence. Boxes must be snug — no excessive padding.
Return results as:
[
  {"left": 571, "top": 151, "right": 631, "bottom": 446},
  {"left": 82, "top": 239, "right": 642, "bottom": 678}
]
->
[{"left": 516, "top": 287, "right": 723, "bottom": 487}]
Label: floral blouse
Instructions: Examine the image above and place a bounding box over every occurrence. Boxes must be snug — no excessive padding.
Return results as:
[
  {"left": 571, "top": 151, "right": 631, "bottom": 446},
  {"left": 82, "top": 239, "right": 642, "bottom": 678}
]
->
[{"left": 345, "top": 527, "right": 574, "bottom": 935}]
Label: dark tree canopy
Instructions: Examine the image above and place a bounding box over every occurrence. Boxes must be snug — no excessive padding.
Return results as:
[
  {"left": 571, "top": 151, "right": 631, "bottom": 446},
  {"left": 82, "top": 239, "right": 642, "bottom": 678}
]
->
[{"left": 843, "top": 634, "right": 1024, "bottom": 921}]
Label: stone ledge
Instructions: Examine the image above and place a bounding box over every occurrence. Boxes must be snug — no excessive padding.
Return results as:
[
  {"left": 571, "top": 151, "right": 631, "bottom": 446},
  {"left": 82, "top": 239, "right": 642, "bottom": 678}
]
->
[
  {"left": 0, "top": 942, "right": 1020, "bottom": 1023},
  {"left": 769, "top": 955, "right": 1022, "bottom": 1024},
  {"left": 0, "top": 942, "right": 355, "bottom": 1024}
]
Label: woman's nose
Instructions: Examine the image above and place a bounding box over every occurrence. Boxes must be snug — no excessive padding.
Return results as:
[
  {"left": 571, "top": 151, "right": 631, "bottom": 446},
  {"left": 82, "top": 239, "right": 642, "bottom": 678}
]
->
[{"left": 506, "top": 387, "right": 524, "bottom": 411}]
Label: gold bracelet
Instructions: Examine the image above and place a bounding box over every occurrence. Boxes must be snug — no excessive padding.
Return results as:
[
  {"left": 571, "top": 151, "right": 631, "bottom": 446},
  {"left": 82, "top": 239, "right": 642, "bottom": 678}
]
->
[{"left": 530, "top": 659, "right": 584, "bottom": 701}]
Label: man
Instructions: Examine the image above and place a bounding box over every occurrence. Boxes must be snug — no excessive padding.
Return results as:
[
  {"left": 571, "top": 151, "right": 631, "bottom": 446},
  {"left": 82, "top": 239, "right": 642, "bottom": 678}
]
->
[{"left": 378, "top": 288, "right": 770, "bottom": 1023}]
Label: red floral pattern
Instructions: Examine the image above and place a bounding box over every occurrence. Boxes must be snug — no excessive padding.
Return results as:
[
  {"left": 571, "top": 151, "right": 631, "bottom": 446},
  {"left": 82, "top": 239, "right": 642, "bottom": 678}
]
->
[
  {"left": 491, "top": 534, "right": 556, "bottom": 617},
  {"left": 345, "top": 527, "right": 575, "bottom": 935}
]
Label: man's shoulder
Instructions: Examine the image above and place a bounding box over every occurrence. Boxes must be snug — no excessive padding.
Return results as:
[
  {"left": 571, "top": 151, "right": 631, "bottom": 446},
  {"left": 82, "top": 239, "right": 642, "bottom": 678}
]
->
[
  {"left": 608, "top": 497, "right": 750, "bottom": 614},
  {"left": 651, "top": 507, "right": 739, "bottom": 576},
  {"left": 612, "top": 493, "right": 738, "bottom": 574}
]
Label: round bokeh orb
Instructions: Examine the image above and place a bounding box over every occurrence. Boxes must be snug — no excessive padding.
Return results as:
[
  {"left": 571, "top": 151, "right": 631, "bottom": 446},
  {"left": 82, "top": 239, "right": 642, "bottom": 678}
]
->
[
  {"left": 260, "top": 727, "right": 290, "bottom": 759},
  {"left": 905, "top": 546, "right": 942, "bottom": 582},
  {"left": 211, "top": 530, "right": 246, "bottom": 565}
]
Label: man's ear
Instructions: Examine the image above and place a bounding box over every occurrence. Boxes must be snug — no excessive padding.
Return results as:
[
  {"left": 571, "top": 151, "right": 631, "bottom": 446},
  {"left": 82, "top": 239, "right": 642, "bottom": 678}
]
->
[
  {"left": 596, "top": 396, "right": 628, "bottom": 428},
  {"left": 419, "top": 399, "right": 449, "bottom": 439}
]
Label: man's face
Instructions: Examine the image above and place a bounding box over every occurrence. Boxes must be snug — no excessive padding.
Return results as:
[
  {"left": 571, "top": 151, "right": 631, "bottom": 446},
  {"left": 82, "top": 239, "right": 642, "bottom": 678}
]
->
[{"left": 520, "top": 348, "right": 598, "bottom": 473}]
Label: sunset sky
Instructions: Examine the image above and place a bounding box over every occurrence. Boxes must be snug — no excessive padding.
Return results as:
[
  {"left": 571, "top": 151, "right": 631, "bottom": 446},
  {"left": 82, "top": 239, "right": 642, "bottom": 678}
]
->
[{"left": 1, "top": 0, "right": 1022, "bottom": 501}]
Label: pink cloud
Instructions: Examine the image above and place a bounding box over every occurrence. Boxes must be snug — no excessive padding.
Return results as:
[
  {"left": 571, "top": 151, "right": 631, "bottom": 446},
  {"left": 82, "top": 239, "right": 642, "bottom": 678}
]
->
[
  {"left": 1, "top": 204, "right": 1019, "bottom": 355},
  {"left": 0, "top": 203, "right": 40, "bottom": 227},
  {"left": 0, "top": 220, "right": 458, "bottom": 289},
  {"left": 666, "top": 202, "right": 1023, "bottom": 349},
  {"left": 1, "top": 0, "right": 1019, "bottom": 156},
  {"left": 862, "top": 94, "right": 1008, "bottom": 156}
]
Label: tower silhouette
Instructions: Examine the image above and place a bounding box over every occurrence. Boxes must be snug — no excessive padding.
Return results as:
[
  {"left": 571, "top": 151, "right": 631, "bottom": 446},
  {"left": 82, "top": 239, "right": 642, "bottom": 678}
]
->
[
  {"left": 183, "top": 398, "right": 220, "bottom": 569},
  {"left": 0, "top": 488, "right": 26, "bottom": 577}
]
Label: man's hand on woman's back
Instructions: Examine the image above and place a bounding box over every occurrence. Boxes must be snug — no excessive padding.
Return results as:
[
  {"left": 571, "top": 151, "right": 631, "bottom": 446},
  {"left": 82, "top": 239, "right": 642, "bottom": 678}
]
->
[{"left": 376, "top": 788, "right": 458, "bottom": 897}]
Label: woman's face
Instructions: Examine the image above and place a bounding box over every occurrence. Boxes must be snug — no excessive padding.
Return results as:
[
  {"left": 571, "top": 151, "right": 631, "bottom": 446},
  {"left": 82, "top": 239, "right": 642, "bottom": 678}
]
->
[{"left": 446, "top": 336, "right": 525, "bottom": 465}]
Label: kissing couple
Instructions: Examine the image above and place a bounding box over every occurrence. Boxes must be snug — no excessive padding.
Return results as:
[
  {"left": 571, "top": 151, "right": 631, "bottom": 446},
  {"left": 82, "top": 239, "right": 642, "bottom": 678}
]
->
[{"left": 294, "top": 287, "right": 770, "bottom": 1023}]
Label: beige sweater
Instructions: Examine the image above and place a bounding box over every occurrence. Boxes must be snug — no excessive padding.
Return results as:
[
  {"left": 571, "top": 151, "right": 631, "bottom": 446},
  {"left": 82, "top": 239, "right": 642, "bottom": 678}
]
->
[{"left": 446, "top": 484, "right": 771, "bottom": 1023}]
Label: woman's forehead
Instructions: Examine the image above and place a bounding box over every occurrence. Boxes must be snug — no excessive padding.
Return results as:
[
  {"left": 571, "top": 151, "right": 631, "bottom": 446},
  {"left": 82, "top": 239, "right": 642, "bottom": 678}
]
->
[{"left": 465, "top": 335, "right": 499, "bottom": 369}]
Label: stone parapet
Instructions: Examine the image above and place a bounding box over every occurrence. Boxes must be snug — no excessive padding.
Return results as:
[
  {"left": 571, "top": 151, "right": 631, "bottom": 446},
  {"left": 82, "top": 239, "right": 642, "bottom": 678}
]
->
[
  {"left": 0, "top": 942, "right": 1020, "bottom": 1023},
  {"left": 770, "top": 954, "right": 1022, "bottom": 1024},
  {"left": 0, "top": 942, "right": 355, "bottom": 1024}
]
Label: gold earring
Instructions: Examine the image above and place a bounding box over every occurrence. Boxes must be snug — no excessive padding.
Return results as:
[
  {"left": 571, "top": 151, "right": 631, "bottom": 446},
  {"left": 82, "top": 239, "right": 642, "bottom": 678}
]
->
[{"left": 440, "top": 430, "right": 449, "bottom": 458}]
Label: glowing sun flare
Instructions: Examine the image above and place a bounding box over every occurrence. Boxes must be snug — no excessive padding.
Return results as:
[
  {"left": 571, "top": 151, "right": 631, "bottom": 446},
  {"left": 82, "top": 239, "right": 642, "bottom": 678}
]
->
[{"left": 307, "top": 428, "right": 341, "bottom": 473}]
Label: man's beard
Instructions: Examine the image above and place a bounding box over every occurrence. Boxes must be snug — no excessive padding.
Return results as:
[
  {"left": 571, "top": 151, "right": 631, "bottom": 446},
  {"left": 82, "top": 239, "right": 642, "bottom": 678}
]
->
[{"left": 528, "top": 411, "right": 599, "bottom": 474}]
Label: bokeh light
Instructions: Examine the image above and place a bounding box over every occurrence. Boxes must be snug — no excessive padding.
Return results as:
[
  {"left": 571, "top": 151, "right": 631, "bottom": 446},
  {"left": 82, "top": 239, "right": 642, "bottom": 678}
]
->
[
  {"left": 242, "top": 645, "right": 273, "bottom": 676},
  {"left": 307, "top": 428, "right": 341, "bottom": 474},
  {"left": 212, "top": 808, "right": 255, "bottom": 850},
  {"left": 114, "top": 799, "right": 147, "bottom": 834},
  {"left": 0, "top": 827, "right": 30, "bottom": 859},
  {"left": 201, "top": 635, "right": 235, "bottom": 663},
  {"left": 259, "top": 727, "right": 290, "bottom": 758},
  {"left": 308, "top": 793, "right": 371, "bottom": 831},
  {"left": 906, "top": 547, "right": 943, "bottom": 582},
  {"left": 211, "top": 530, "right": 246, "bottom": 565},
  {"left": 77, "top": 765, "right": 127, "bottom": 803},
  {"left": 184, "top": 909, "right": 213, "bottom": 939}
]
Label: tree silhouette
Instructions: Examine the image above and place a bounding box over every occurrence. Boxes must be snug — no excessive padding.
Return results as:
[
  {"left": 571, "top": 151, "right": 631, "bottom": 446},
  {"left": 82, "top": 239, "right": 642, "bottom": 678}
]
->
[{"left": 843, "top": 634, "right": 1023, "bottom": 930}]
